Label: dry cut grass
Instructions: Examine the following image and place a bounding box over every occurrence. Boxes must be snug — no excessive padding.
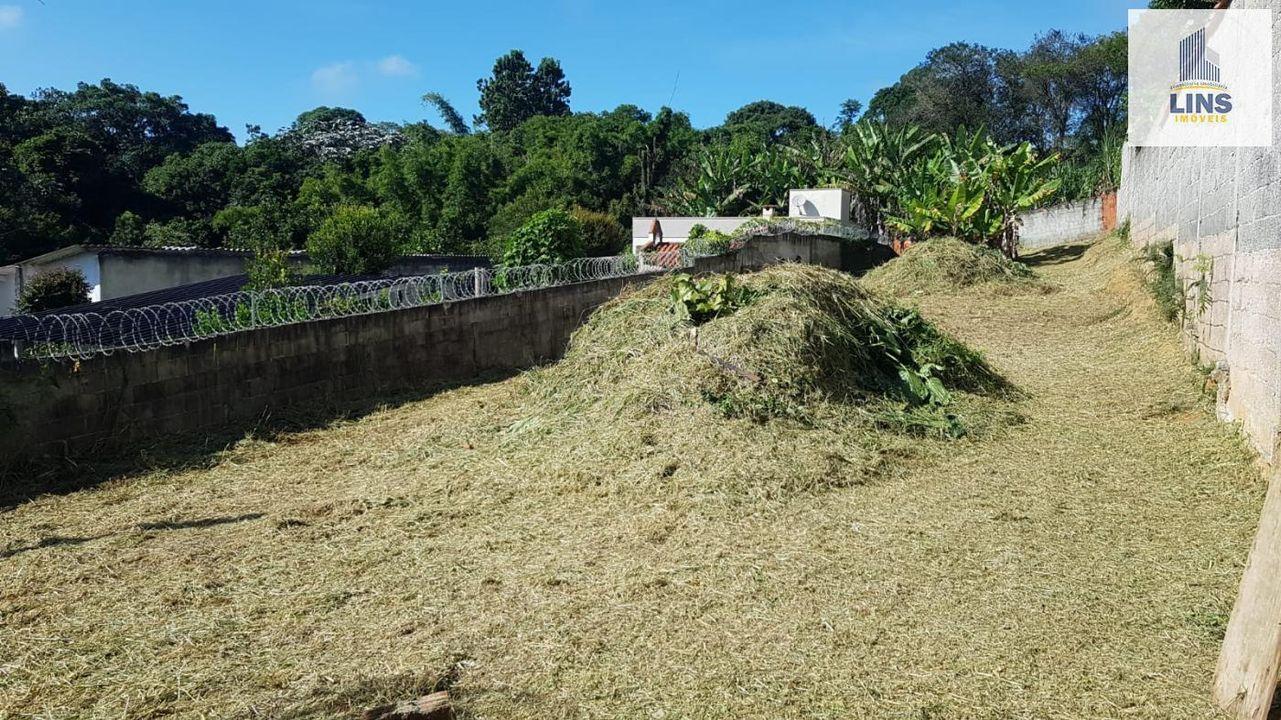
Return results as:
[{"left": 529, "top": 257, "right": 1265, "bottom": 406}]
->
[
  {"left": 0, "top": 234, "right": 1266, "bottom": 719},
  {"left": 862, "top": 236, "right": 1055, "bottom": 298}
]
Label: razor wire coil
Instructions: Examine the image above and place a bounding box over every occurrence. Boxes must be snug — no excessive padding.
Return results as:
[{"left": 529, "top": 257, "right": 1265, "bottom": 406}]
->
[{"left": 2, "top": 248, "right": 693, "bottom": 362}]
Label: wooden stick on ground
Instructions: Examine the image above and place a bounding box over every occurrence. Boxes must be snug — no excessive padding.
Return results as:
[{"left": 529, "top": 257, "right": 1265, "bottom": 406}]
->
[{"left": 1215, "top": 466, "right": 1281, "bottom": 719}]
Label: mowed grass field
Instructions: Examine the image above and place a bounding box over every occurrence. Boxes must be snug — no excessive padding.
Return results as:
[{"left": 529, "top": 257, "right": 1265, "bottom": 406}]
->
[{"left": 0, "top": 236, "right": 1266, "bottom": 719}]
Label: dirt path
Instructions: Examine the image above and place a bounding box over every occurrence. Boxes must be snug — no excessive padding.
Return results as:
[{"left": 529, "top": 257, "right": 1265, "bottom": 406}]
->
[{"left": 0, "top": 237, "right": 1265, "bottom": 719}]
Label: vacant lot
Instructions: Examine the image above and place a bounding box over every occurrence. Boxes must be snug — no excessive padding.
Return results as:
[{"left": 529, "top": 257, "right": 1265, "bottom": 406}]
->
[{"left": 0, "top": 237, "right": 1264, "bottom": 719}]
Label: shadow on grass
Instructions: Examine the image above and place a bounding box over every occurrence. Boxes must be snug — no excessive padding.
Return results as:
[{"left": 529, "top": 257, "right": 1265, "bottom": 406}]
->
[
  {"left": 0, "top": 533, "right": 105, "bottom": 559},
  {"left": 136, "top": 512, "right": 265, "bottom": 532},
  {"left": 1022, "top": 242, "right": 1092, "bottom": 267},
  {"left": 0, "top": 370, "right": 518, "bottom": 513},
  {"left": 1, "top": 513, "right": 266, "bottom": 559}
]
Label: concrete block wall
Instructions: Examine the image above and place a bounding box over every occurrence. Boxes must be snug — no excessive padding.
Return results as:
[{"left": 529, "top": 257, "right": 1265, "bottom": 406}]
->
[
  {"left": 1018, "top": 197, "right": 1107, "bottom": 249},
  {"left": 0, "top": 235, "right": 845, "bottom": 463},
  {"left": 1118, "top": 0, "right": 1281, "bottom": 460}
]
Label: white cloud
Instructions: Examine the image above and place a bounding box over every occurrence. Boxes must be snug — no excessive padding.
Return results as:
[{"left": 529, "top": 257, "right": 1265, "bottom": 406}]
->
[
  {"left": 311, "top": 61, "right": 359, "bottom": 96},
  {"left": 376, "top": 54, "right": 418, "bottom": 77},
  {"left": 0, "top": 5, "right": 23, "bottom": 30}
]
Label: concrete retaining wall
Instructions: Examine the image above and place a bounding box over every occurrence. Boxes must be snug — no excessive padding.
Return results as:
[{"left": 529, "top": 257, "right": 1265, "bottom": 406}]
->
[
  {"left": 0, "top": 235, "right": 844, "bottom": 463},
  {"left": 1117, "top": 0, "right": 1281, "bottom": 460}
]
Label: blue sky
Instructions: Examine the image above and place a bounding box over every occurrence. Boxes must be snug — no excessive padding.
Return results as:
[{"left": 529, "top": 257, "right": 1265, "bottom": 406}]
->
[{"left": 1, "top": 1, "right": 1143, "bottom": 140}]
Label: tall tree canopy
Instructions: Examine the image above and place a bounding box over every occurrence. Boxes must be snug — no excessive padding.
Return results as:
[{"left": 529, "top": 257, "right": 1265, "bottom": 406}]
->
[
  {"left": 475, "top": 50, "right": 572, "bottom": 132},
  {"left": 865, "top": 32, "right": 1126, "bottom": 152},
  {"left": 0, "top": 79, "right": 232, "bottom": 263},
  {"left": 720, "top": 100, "right": 820, "bottom": 143}
]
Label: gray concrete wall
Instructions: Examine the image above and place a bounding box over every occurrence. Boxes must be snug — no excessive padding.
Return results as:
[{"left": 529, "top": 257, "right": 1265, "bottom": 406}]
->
[
  {"left": 1117, "top": 0, "right": 1281, "bottom": 460},
  {"left": 1019, "top": 197, "right": 1106, "bottom": 249},
  {"left": 99, "top": 253, "right": 247, "bottom": 300},
  {"left": 0, "top": 235, "right": 844, "bottom": 463},
  {"left": 97, "top": 252, "right": 490, "bottom": 301}
]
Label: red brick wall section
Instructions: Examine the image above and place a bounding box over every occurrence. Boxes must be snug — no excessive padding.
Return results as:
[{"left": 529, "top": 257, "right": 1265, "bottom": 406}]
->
[{"left": 1101, "top": 191, "right": 1117, "bottom": 233}]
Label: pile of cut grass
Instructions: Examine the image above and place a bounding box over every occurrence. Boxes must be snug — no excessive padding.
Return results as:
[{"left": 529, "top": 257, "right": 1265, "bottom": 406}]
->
[
  {"left": 527, "top": 263, "right": 1010, "bottom": 437},
  {"left": 863, "top": 236, "right": 1051, "bottom": 297}
]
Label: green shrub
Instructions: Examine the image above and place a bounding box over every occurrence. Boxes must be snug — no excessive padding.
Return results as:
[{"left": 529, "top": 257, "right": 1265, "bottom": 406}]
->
[
  {"left": 572, "top": 207, "right": 628, "bottom": 257},
  {"left": 684, "top": 223, "right": 734, "bottom": 256},
  {"left": 17, "top": 267, "right": 91, "bottom": 313},
  {"left": 1143, "top": 241, "right": 1183, "bottom": 323},
  {"left": 502, "top": 208, "right": 585, "bottom": 267},
  {"left": 306, "top": 205, "right": 404, "bottom": 275}
]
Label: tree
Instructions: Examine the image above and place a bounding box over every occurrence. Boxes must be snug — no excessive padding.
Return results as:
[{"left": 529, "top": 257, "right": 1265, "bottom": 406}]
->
[
  {"left": 306, "top": 205, "right": 404, "bottom": 275},
  {"left": 835, "top": 99, "right": 863, "bottom": 130},
  {"left": 1071, "top": 32, "right": 1127, "bottom": 146},
  {"left": 531, "top": 58, "right": 572, "bottom": 117},
  {"left": 17, "top": 267, "right": 92, "bottom": 312},
  {"left": 293, "top": 106, "right": 368, "bottom": 130},
  {"left": 867, "top": 43, "right": 1022, "bottom": 142},
  {"left": 1013, "top": 31, "right": 1088, "bottom": 149},
  {"left": 721, "top": 100, "right": 819, "bottom": 143},
  {"left": 475, "top": 50, "right": 572, "bottom": 132},
  {"left": 287, "top": 107, "right": 402, "bottom": 161},
  {"left": 142, "top": 141, "right": 245, "bottom": 219},
  {"left": 0, "top": 79, "right": 233, "bottom": 262},
  {"left": 422, "top": 92, "right": 470, "bottom": 134},
  {"left": 110, "top": 210, "right": 145, "bottom": 246}
]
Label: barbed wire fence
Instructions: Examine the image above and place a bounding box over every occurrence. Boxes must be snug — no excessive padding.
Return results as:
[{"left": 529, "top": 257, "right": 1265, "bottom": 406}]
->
[{"left": 0, "top": 248, "right": 694, "bottom": 363}]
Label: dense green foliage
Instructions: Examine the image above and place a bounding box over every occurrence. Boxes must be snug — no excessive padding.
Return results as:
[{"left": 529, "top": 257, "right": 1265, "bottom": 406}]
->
[
  {"left": 684, "top": 223, "right": 735, "bottom": 256},
  {"left": 571, "top": 207, "right": 629, "bottom": 257},
  {"left": 476, "top": 50, "right": 572, "bottom": 132},
  {"left": 501, "top": 208, "right": 584, "bottom": 267},
  {"left": 866, "top": 31, "right": 1126, "bottom": 201},
  {"left": 883, "top": 130, "right": 1061, "bottom": 257},
  {"left": 0, "top": 79, "right": 232, "bottom": 263},
  {"left": 306, "top": 205, "right": 404, "bottom": 275},
  {"left": 16, "top": 267, "right": 91, "bottom": 312},
  {"left": 0, "top": 30, "right": 1127, "bottom": 272}
]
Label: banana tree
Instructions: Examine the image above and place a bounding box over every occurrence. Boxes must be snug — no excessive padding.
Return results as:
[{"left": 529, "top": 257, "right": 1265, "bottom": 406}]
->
[
  {"left": 986, "top": 142, "right": 1061, "bottom": 258},
  {"left": 843, "top": 122, "right": 936, "bottom": 239},
  {"left": 659, "top": 144, "right": 754, "bottom": 216}
]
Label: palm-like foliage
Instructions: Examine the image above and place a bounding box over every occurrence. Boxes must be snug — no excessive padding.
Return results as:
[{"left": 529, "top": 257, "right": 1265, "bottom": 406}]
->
[
  {"left": 881, "top": 127, "right": 1059, "bottom": 258},
  {"left": 660, "top": 143, "right": 808, "bottom": 216},
  {"left": 842, "top": 122, "right": 936, "bottom": 237},
  {"left": 660, "top": 120, "right": 1060, "bottom": 258},
  {"left": 661, "top": 144, "right": 754, "bottom": 216}
]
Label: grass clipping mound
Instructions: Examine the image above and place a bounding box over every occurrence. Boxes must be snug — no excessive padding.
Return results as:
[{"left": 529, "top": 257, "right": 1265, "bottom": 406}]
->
[
  {"left": 863, "top": 236, "right": 1050, "bottom": 296},
  {"left": 529, "top": 264, "right": 1009, "bottom": 438}
]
